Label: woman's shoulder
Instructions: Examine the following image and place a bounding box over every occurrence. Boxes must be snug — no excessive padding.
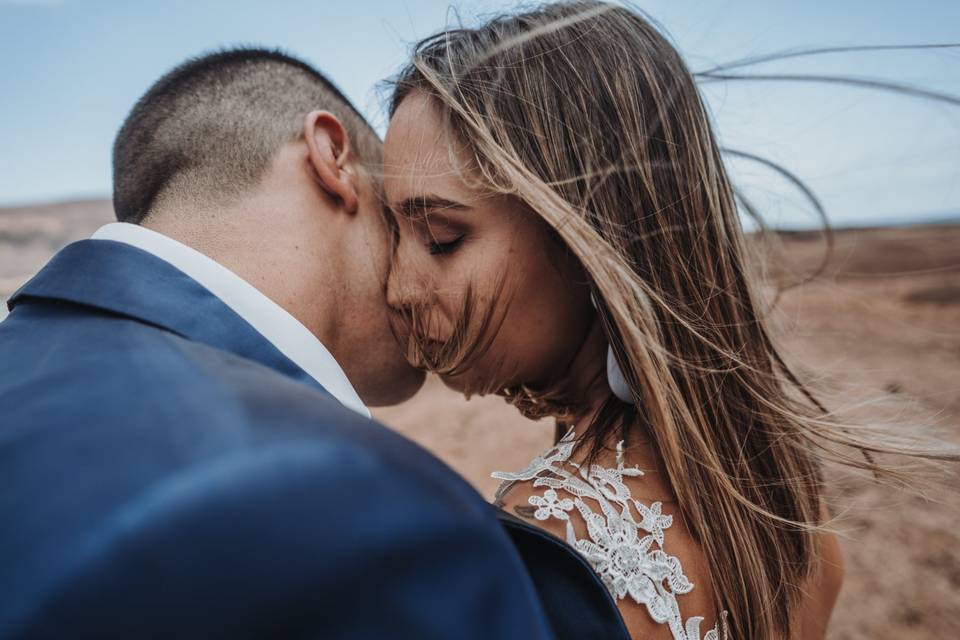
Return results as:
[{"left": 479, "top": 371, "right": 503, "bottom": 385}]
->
[
  {"left": 492, "top": 433, "right": 725, "bottom": 640},
  {"left": 796, "top": 503, "right": 844, "bottom": 639}
]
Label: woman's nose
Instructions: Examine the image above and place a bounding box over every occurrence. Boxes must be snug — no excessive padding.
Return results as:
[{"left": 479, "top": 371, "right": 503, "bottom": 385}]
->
[{"left": 386, "top": 251, "right": 427, "bottom": 313}]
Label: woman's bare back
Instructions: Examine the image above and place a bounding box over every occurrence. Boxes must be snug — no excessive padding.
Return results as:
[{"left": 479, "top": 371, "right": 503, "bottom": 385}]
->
[{"left": 493, "top": 431, "right": 843, "bottom": 639}]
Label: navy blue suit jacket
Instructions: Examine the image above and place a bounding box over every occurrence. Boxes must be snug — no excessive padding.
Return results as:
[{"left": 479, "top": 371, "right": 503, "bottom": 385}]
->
[{"left": 0, "top": 239, "right": 563, "bottom": 639}]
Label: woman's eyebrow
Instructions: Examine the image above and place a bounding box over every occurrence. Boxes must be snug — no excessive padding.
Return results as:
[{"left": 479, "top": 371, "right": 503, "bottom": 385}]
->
[{"left": 393, "top": 195, "right": 470, "bottom": 218}]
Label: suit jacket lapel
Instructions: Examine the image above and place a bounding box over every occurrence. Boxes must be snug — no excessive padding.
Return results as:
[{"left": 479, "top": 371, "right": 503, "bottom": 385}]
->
[{"left": 8, "top": 239, "right": 331, "bottom": 397}]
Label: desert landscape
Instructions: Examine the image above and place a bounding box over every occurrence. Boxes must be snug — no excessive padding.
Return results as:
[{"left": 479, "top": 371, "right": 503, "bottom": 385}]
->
[{"left": 1, "top": 199, "right": 957, "bottom": 638}]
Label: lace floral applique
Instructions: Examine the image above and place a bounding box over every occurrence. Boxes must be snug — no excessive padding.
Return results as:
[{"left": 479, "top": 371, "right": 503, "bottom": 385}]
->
[{"left": 493, "top": 431, "right": 729, "bottom": 640}]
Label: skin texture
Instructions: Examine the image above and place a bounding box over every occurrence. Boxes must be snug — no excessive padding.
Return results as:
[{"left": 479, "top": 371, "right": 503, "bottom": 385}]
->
[
  {"left": 145, "top": 110, "right": 425, "bottom": 407},
  {"left": 384, "top": 92, "right": 599, "bottom": 404},
  {"left": 384, "top": 92, "right": 843, "bottom": 639}
]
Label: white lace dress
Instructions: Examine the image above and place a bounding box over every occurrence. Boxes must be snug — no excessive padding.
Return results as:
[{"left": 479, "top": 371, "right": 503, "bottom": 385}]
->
[{"left": 492, "top": 431, "right": 728, "bottom": 640}]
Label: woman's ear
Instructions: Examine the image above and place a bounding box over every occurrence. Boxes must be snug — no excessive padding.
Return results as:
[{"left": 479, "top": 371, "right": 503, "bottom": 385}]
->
[{"left": 303, "top": 110, "right": 359, "bottom": 213}]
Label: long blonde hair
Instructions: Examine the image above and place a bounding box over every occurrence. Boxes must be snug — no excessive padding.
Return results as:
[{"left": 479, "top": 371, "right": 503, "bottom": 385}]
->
[{"left": 387, "top": 2, "right": 957, "bottom": 637}]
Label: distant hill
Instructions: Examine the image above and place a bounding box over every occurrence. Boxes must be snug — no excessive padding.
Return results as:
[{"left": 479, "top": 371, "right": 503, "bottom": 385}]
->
[
  {"left": 0, "top": 199, "right": 114, "bottom": 318},
  {"left": 2, "top": 197, "right": 958, "bottom": 316}
]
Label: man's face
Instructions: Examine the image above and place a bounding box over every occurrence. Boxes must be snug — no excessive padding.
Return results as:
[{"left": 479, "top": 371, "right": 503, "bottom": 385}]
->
[{"left": 334, "top": 165, "right": 427, "bottom": 406}]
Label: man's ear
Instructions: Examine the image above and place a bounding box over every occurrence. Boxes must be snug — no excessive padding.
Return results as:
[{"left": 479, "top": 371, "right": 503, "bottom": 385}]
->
[{"left": 303, "top": 110, "right": 359, "bottom": 213}]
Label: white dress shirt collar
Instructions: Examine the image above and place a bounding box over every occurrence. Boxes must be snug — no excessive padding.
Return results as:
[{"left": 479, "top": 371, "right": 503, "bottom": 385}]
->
[{"left": 92, "top": 222, "right": 370, "bottom": 418}]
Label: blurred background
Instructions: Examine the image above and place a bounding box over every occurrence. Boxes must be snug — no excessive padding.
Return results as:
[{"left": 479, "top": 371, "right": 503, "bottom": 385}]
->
[{"left": 1, "top": 1, "right": 958, "bottom": 638}]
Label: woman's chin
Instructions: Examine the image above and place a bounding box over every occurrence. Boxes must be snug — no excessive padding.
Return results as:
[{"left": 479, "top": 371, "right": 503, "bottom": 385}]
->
[{"left": 438, "top": 372, "right": 484, "bottom": 400}]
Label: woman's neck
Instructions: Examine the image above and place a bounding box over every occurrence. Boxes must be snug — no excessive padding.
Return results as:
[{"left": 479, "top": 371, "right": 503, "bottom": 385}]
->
[
  {"left": 559, "top": 314, "right": 613, "bottom": 428},
  {"left": 555, "top": 315, "right": 674, "bottom": 500}
]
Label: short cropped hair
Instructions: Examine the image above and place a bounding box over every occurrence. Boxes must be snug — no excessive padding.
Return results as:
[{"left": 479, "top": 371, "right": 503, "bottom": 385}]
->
[{"left": 112, "top": 48, "right": 381, "bottom": 223}]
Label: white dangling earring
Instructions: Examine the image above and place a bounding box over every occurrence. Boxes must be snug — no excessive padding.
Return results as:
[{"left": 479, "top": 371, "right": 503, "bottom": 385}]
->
[
  {"left": 590, "top": 292, "right": 635, "bottom": 404},
  {"left": 606, "top": 344, "right": 634, "bottom": 404}
]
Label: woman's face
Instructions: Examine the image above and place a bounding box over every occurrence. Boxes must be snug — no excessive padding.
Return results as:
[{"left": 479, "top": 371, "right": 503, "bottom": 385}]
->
[{"left": 383, "top": 92, "right": 595, "bottom": 398}]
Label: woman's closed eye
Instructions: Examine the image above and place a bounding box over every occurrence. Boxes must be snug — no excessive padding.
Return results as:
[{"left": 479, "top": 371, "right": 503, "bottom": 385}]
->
[
  {"left": 388, "top": 194, "right": 472, "bottom": 258},
  {"left": 417, "top": 214, "right": 467, "bottom": 257},
  {"left": 428, "top": 235, "right": 464, "bottom": 256}
]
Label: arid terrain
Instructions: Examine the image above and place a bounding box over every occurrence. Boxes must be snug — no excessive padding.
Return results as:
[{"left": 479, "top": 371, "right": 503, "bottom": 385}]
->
[{"left": 2, "top": 199, "right": 958, "bottom": 638}]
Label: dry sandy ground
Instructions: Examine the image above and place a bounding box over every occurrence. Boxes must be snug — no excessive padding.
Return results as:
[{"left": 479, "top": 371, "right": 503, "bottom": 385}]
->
[{"left": 2, "top": 199, "right": 958, "bottom": 638}]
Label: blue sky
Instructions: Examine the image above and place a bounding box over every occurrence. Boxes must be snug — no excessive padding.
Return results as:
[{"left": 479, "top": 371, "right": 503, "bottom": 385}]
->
[{"left": 1, "top": 0, "right": 958, "bottom": 229}]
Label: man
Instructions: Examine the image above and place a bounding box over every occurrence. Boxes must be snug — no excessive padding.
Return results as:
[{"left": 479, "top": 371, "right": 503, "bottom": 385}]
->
[
  {"left": 0, "top": 49, "right": 628, "bottom": 639},
  {"left": 0, "top": 48, "right": 546, "bottom": 639}
]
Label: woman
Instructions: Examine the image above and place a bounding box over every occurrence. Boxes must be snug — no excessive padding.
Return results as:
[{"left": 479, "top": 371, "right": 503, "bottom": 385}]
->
[{"left": 381, "top": 2, "right": 952, "bottom": 638}]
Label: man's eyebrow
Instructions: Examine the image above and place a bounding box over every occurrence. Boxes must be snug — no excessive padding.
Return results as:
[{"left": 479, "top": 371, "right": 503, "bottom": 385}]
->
[{"left": 393, "top": 195, "right": 470, "bottom": 218}]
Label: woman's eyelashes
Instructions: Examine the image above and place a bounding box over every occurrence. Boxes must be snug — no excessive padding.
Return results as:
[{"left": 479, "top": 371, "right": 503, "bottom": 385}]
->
[
  {"left": 428, "top": 234, "right": 464, "bottom": 256},
  {"left": 390, "top": 205, "right": 468, "bottom": 257}
]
